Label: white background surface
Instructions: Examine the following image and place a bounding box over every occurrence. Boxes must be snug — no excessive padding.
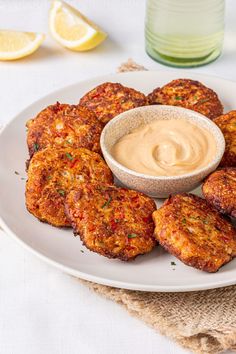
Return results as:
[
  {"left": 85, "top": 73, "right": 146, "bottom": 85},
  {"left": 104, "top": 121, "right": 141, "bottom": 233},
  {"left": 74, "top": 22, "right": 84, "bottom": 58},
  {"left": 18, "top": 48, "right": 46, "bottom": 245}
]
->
[{"left": 0, "top": 1, "right": 236, "bottom": 353}]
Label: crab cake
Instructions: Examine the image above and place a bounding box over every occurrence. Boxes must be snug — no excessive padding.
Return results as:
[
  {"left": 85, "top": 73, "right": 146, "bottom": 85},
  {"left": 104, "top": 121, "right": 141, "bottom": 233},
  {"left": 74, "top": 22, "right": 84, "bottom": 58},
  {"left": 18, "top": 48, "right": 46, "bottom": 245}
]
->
[
  {"left": 153, "top": 193, "right": 236, "bottom": 272},
  {"left": 213, "top": 111, "right": 236, "bottom": 167},
  {"left": 203, "top": 168, "right": 236, "bottom": 218},
  {"left": 79, "top": 82, "right": 147, "bottom": 125},
  {"left": 147, "top": 79, "right": 223, "bottom": 119},
  {"left": 26, "top": 102, "right": 103, "bottom": 158},
  {"left": 25, "top": 147, "right": 113, "bottom": 227},
  {"left": 65, "top": 183, "right": 156, "bottom": 260}
]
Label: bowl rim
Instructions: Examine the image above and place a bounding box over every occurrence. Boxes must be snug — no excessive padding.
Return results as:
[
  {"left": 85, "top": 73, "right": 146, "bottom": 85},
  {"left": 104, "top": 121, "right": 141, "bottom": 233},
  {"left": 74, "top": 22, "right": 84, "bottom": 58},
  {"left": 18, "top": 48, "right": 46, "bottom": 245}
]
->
[{"left": 100, "top": 105, "right": 226, "bottom": 181}]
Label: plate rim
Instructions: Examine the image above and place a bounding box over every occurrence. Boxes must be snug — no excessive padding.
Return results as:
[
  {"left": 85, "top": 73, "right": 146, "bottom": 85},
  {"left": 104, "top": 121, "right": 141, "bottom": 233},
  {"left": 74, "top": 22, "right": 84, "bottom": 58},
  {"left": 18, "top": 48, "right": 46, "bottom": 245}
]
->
[
  {"left": 1, "top": 69, "right": 236, "bottom": 292},
  {"left": 1, "top": 68, "right": 236, "bottom": 135},
  {"left": 2, "top": 217, "right": 236, "bottom": 292}
]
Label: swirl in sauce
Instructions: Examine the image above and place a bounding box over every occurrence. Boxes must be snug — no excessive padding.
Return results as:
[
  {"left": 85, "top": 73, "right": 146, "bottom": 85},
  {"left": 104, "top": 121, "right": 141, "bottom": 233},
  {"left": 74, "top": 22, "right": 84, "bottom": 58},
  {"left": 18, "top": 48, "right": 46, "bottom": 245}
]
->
[{"left": 111, "top": 119, "right": 217, "bottom": 176}]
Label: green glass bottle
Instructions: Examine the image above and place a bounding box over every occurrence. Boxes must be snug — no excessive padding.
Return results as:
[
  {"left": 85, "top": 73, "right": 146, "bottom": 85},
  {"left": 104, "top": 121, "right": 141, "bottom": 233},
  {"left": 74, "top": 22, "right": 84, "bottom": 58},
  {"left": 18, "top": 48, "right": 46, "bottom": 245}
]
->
[{"left": 145, "top": 0, "right": 225, "bottom": 67}]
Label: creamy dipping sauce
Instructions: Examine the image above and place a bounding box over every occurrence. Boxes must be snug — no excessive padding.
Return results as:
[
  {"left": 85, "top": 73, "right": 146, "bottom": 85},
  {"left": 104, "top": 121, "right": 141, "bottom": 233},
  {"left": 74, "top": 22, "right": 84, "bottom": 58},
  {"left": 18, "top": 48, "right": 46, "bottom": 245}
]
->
[{"left": 111, "top": 119, "right": 217, "bottom": 176}]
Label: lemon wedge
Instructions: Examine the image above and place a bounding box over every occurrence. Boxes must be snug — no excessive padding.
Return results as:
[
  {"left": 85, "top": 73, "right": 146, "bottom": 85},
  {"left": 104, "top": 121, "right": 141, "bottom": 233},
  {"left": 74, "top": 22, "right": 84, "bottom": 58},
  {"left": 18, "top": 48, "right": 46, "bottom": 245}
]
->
[
  {"left": 0, "top": 30, "right": 45, "bottom": 61},
  {"left": 49, "top": 0, "right": 107, "bottom": 51}
]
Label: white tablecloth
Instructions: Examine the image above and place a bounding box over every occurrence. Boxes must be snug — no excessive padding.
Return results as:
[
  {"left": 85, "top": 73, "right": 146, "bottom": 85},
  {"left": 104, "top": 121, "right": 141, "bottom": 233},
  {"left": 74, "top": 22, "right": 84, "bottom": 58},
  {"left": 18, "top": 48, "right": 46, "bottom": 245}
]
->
[{"left": 0, "top": 1, "right": 236, "bottom": 353}]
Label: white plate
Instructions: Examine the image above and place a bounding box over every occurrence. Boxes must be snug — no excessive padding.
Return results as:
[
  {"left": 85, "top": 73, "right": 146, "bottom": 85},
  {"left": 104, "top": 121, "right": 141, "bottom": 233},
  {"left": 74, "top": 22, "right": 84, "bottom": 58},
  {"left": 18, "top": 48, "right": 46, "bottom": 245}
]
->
[{"left": 0, "top": 70, "right": 236, "bottom": 292}]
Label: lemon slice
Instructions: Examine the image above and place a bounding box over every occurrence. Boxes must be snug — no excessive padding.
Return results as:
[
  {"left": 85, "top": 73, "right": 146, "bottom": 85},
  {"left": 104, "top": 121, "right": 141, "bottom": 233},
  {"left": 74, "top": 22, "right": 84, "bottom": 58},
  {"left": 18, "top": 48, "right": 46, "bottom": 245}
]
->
[
  {"left": 49, "top": 0, "right": 107, "bottom": 51},
  {"left": 0, "top": 30, "right": 45, "bottom": 61}
]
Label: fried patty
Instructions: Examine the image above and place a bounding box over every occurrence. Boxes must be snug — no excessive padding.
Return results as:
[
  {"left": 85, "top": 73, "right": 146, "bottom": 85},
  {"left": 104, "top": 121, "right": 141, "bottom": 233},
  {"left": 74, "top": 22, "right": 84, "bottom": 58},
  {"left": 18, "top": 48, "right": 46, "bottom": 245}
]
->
[
  {"left": 65, "top": 183, "right": 156, "bottom": 260},
  {"left": 202, "top": 168, "right": 236, "bottom": 218},
  {"left": 79, "top": 82, "right": 148, "bottom": 125},
  {"left": 25, "top": 147, "right": 113, "bottom": 227},
  {"left": 153, "top": 193, "right": 236, "bottom": 272},
  {"left": 26, "top": 102, "right": 103, "bottom": 158},
  {"left": 213, "top": 111, "right": 236, "bottom": 167},
  {"left": 147, "top": 79, "right": 223, "bottom": 119}
]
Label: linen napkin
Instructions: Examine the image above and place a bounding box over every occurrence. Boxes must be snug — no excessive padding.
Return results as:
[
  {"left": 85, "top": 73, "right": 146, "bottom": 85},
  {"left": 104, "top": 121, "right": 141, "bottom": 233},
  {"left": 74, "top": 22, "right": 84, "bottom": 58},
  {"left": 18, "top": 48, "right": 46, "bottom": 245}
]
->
[{"left": 80, "top": 59, "right": 236, "bottom": 354}]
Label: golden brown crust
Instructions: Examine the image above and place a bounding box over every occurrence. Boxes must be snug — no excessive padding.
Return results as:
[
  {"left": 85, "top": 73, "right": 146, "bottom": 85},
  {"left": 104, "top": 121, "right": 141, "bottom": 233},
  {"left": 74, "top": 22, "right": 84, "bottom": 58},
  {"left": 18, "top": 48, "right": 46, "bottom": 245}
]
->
[
  {"left": 25, "top": 147, "right": 113, "bottom": 227},
  {"left": 202, "top": 168, "right": 236, "bottom": 218},
  {"left": 65, "top": 183, "right": 156, "bottom": 261},
  {"left": 79, "top": 82, "right": 148, "bottom": 125},
  {"left": 26, "top": 102, "right": 103, "bottom": 158},
  {"left": 213, "top": 111, "right": 236, "bottom": 167},
  {"left": 152, "top": 193, "right": 236, "bottom": 272},
  {"left": 147, "top": 79, "right": 223, "bottom": 119}
]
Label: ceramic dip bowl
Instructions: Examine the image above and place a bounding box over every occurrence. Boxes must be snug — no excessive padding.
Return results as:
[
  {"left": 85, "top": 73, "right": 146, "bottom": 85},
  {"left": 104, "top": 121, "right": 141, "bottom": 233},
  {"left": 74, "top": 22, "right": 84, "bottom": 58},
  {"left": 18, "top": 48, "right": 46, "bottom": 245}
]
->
[{"left": 100, "top": 105, "right": 225, "bottom": 198}]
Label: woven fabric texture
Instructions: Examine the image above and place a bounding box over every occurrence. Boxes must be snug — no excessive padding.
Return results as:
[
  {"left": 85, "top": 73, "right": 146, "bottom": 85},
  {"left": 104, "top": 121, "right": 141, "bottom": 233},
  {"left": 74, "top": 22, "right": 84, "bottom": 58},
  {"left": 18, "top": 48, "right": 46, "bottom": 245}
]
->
[{"left": 81, "top": 59, "right": 236, "bottom": 354}]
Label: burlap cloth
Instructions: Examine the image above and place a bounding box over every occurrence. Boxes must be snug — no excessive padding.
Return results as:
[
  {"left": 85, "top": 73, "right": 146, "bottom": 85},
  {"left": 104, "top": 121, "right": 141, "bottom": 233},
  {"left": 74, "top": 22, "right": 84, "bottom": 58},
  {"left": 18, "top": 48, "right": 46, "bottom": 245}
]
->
[{"left": 79, "top": 59, "right": 236, "bottom": 354}]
